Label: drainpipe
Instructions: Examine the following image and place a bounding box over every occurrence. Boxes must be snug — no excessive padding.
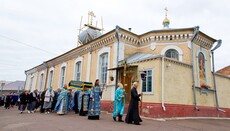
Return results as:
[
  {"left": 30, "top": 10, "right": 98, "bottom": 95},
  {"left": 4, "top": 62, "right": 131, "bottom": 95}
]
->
[
  {"left": 161, "top": 56, "right": 166, "bottom": 111},
  {"left": 191, "top": 26, "right": 199, "bottom": 111},
  {"left": 43, "top": 62, "right": 49, "bottom": 90},
  {"left": 114, "top": 25, "right": 120, "bottom": 90},
  {"left": 211, "top": 40, "right": 225, "bottom": 112}
]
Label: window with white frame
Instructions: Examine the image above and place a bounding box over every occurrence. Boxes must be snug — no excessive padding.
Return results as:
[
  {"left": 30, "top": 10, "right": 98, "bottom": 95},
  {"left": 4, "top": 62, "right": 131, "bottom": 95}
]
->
[
  {"left": 48, "top": 70, "right": 54, "bottom": 88},
  {"left": 142, "top": 70, "right": 153, "bottom": 93},
  {"left": 99, "top": 53, "right": 108, "bottom": 84},
  {"left": 39, "top": 73, "right": 44, "bottom": 91},
  {"left": 165, "top": 49, "right": 179, "bottom": 60},
  {"left": 30, "top": 76, "right": 34, "bottom": 90},
  {"left": 60, "top": 66, "right": 66, "bottom": 88},
  {"left": 74, "top": 61, "right": 81, "bottom": 81}
]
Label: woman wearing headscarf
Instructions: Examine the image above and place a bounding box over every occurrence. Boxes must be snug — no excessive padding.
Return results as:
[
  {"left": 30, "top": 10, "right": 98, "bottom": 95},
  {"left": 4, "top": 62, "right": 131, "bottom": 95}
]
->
[
  {"left": 112, "top": 83, "right": 126, "bottom": 122},
  {"left": 43, "top": 87, "right": 54, "bottom": 114},
  {"left": 88, "top": 79, "right": 103, "bottom": 120}
]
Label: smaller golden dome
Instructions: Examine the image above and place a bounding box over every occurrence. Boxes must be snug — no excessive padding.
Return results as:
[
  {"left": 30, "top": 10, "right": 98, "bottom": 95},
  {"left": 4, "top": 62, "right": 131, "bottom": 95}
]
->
[{"left": 163, "top": 17, "right": 170, "bottom": 24}]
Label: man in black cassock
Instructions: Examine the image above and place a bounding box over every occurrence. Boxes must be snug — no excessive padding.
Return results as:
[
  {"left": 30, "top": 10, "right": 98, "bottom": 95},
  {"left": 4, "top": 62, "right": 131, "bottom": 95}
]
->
[{"left": 125, "top": 82, "right": 143, "bottom": 125}]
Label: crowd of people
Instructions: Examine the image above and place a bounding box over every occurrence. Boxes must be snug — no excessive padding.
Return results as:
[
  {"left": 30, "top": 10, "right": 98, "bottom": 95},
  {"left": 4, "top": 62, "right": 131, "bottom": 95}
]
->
[
  {"left": 0, "top": 79, "right": 143, "bottom": 125},
  {"left": 0, "top": 92, "right": 19, "bottom": 109}
]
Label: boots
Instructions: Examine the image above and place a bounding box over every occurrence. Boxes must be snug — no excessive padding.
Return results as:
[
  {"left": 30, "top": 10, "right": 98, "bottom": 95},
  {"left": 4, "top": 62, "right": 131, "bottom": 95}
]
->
[
  {"left": 118, "top": 115, "right": 124, "bottom": 122},
  {"left": 113, "top": 117, "right": 117, "bottom": 121}
]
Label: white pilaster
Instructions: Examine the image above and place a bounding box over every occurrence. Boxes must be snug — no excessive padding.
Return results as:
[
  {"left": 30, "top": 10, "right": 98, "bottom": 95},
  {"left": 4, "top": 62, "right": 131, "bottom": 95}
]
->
[{"left": 86, "top": 52, "right": 92, "bottom": 82}]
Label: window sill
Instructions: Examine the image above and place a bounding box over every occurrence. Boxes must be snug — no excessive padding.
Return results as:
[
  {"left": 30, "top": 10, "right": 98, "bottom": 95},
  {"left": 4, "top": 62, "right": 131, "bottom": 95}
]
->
[{"left": 142, "top": 92, "right": 154, "bottom": 95}]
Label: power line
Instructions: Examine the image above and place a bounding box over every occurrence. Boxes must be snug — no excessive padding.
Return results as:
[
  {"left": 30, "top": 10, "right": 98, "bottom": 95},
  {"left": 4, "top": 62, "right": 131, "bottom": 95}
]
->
[{"left": 0, "top": 34, "right": 58, "bottom": 55}]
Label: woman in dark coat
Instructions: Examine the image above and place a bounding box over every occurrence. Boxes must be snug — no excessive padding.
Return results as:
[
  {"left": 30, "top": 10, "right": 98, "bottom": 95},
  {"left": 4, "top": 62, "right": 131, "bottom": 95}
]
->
[
  {"left": 40, "top": 89, "right": 47, "bottom": 113},
  {"left": 19, "top": 90, "right": 29, "bottom": 113},
  {"left": 4, "top": 94, "right": 12, "bottom": 109},
  {"left": 125, "top": 82, "right": 143, "bottom": 125}
]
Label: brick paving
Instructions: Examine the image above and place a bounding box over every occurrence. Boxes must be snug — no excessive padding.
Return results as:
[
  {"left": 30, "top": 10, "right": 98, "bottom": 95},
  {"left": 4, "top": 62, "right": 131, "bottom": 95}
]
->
[{"left": 0, "top": 107, "right": 230, "bottom": 131}]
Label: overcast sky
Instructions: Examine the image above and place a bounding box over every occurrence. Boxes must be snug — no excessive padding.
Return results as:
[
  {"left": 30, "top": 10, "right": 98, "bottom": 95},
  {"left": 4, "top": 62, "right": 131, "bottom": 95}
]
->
[{"left": 0, "top": 0, "right": 229, "bottom": 81}]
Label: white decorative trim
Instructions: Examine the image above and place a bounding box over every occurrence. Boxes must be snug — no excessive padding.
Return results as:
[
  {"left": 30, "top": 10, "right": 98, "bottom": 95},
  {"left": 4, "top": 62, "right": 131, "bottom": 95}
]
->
[
  {"left": 39, "top": 70, "right": 45, "bottom": 75},
  {"left": 28, "top": 72, "right": 38, "bottom": 91},
  {"left": 96, "top": 46, "right": 111, "bottom": 85},
  {"left": 49, "top": 67, "right": 54, "bottom": 72},
  {"left": 59, "top": 62, "right": 67, "bottom": 88},
  {"left": 161, "top": 45, "right": 183, "bottom": 61},
  {"left": 73, "top": 56, "right": 83, "bottom": 81},
  {"left": 140, "top": 68, "right": 154, "bottom": 95},
  {"left": 150, "top": 43, "right": 156, "bottom": 50},
  {"left": 86, "top": 52, "right": 92, "bottom": 82},
  {"left": 119, "top": 42, "right": 124, "bottom": 61},
  {"left": 187, "top": 41, "right": 191, "bottom": 49},
  {"left": 124, "top": 43, "right": 138, "bottom": 49}
]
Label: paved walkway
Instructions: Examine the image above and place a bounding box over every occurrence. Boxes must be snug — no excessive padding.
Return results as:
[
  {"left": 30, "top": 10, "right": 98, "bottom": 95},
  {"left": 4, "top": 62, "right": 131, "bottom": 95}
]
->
[{"left": 0, "top": 107, "right": 230, "bottom": 131}]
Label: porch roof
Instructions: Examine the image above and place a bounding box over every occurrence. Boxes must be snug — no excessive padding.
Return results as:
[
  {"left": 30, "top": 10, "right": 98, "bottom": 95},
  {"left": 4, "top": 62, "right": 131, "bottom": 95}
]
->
[{"left": 125, "top": 53, "right": 160, "bottom": 64}]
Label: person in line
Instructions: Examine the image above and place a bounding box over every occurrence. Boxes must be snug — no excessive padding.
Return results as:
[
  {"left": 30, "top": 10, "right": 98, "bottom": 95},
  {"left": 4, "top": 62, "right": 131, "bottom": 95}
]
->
[
  {"left": 4, "top": 94, "right": 12, "bottom": 109},
  {"left": 27, "top": 89, "right": 38, "bottom": 113},
  {"left": 51, "top": 88, "right": 61, "bottom": 112},
  {"left": 54, "top": 84, "right": 71, "bottom": 115},
  {"left": 40, "top": 89, "right": 47, "bottom": 113},
  {"left": 43, "top": 87, "right": 54, "bottom": 114},
  {"left": 0, "top": 94, "right": 5, "bottom": 106},
  {"left": 73, "top": 89, "right": 80, "bottom": 114},
  {"left": 19, "top": 90, "right": 29, "bottom": 113},
  {"left": 88, "top": 79, "right": 103, "bottom": 120},
  {"left": 125, "top": 82, "right": 143, "bottom": 125},
  {"left": 112, "top": 83, "right": 126, "bottom": 122},
  {"left": 78, "top": 86, "right": 90, "bottom": 116},
  {"left": 35, "top": 91, "right": 41, "bottom": 112}
]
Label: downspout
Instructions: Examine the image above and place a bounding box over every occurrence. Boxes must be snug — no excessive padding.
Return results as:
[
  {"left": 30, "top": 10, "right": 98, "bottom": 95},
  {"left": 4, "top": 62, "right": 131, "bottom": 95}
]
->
[
  {"left": 211, "top": 40, "right": 225, "bottom": 112},
  {"left": 43, "top": 62, "right": 49, "bottom": 90},
  {"left": 191, "top": 26, "right": 199, "bottom": 111},
  {"left": 161, "top": 56, "right": 166, "bottom": 111},
  {"left": 114, "top": 25, "right": 120, "bottom": 90}
]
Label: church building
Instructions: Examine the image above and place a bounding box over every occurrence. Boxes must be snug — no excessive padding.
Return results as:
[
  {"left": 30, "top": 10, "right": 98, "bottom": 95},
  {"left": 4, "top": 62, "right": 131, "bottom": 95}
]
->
[{"left": 24, "top": 11, "right": 230, "bottom": 118}]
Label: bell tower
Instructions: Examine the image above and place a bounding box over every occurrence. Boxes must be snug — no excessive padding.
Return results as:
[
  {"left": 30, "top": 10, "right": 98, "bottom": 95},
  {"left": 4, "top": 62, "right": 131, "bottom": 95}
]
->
[{"left": 77, "top": 11, "right": 103, "bottom": 47}]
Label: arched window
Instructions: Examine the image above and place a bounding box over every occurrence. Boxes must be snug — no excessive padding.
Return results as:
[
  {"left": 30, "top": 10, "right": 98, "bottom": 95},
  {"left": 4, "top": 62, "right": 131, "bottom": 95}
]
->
[
  {"left": 99, "top": 53, "right": 108, "bottom": 84},
  {"left": 39, "top": 73, "right": 44, "bottom": 91},
  {"left": 74, "top": 61, "right": 81, "bottom": 81},
  {"left": 30, "top": 76, "right": 34, "bottom": 90},
  {"left": 165, "top": 49, "right": 179, "bottom": 60},
  {"left": 60, "top": 63, "right": 67, "bottom": 88},
  {"left": 48, "top": 70, "right": 54, "bottom": 88}
]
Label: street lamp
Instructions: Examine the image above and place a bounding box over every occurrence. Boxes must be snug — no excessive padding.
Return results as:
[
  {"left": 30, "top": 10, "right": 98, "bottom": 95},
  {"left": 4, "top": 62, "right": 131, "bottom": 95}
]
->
[{"left": 211, "top": 39, "right": 222, "bottom": 110}]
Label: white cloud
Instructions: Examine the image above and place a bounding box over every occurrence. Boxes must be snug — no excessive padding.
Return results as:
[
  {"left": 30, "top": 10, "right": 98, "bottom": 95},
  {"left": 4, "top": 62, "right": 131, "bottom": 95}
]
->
[{"left": 0, "top": 0, "right": 229, "bottom": 81}]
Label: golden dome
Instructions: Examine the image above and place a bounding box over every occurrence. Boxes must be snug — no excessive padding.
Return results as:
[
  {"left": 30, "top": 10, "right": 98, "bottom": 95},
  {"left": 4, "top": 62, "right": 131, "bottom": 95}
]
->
[{"left": 163, "top": 17, "right": 170, "bottom": 24}]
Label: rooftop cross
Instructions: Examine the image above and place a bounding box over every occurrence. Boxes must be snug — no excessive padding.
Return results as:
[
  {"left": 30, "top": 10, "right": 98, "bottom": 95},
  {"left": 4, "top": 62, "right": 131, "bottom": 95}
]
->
[
  {"left": 88, "top": 11, "right": 96, "bottom": 25},
  {"left": 165, "top": 7, "right": 168, "bottom": 18}
]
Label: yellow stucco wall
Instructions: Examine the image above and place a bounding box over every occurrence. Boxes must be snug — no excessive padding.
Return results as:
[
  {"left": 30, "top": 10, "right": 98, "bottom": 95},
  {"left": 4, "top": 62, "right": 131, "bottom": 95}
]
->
[
  {"left": 216, "top": 75, "right": 230, "bottom": 108},
  {"left": 164, "top": 61, "right": 194, "bottom": 105},
  {"left": 124, "top": 44, "right": 138, "bottom": 59},
  {"left": 130, "top": 58, "right": 230, "bottom": 109},
  {"left": 132, "top": 59, "right": 162, "bottom": 103},
  {"left": 90, "top": 50, "right": 98, "bottom": 82},
  {"left": 52, "top": 64, "right": 61, "bottom": 90}
]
